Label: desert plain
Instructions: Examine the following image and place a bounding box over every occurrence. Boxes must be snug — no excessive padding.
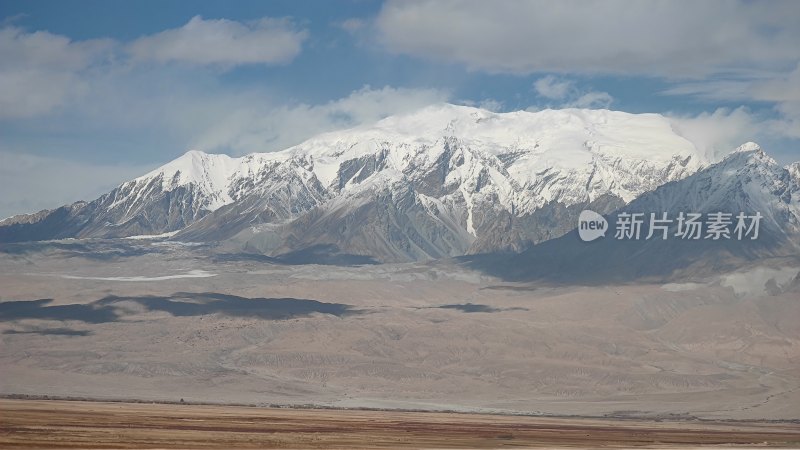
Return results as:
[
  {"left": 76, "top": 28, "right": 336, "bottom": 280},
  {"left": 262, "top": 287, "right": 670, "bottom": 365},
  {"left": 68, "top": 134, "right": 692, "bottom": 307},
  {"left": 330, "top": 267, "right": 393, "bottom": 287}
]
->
[{"left": 0, "top": 239, "right": 798, "bottom": 447}]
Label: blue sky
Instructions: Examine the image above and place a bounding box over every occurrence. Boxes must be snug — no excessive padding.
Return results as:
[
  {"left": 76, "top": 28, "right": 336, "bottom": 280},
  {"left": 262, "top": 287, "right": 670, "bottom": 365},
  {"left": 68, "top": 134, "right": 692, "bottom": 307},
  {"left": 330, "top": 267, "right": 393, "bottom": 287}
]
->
[{"left": 1, "top": 0, "right": 799, "bottom": 218}]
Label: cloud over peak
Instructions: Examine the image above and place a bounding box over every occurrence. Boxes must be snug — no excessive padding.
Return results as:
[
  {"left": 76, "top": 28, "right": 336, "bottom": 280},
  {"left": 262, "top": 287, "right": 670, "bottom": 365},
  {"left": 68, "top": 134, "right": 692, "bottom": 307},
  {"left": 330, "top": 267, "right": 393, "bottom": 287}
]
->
[
  {"left": 128, "top": 16, "right": 307, "bottom": 68},
  {"left": 533, "top": 76, "right": 572, "bottom": 100},
  {"left": 532, "top": 76, "right": 613, "bottom": 109}
]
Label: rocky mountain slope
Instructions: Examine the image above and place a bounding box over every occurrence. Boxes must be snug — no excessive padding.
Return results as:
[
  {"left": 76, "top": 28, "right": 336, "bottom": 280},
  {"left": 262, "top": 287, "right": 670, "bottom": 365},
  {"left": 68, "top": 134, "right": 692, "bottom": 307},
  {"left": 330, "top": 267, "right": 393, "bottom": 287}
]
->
[
  {"left": 0, "top": 104, "right": 720, "bottom": 261},
  {"left": 466, "top": 144, "right": 800, "bottom": 282}
]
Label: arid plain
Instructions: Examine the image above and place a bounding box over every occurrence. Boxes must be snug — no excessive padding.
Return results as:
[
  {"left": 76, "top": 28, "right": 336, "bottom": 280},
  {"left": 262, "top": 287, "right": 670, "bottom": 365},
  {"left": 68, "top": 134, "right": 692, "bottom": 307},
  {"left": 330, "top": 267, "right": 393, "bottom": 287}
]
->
[{"left": 1, "top": 239, "right": 798, "bottom": 423}]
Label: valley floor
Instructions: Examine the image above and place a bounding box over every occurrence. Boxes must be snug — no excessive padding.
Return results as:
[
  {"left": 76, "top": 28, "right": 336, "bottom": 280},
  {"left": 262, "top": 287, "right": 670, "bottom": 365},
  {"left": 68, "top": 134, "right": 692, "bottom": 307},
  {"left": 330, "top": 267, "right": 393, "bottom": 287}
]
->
[{"left": 1, "top": 239, "right": 799, "bottom": 423}]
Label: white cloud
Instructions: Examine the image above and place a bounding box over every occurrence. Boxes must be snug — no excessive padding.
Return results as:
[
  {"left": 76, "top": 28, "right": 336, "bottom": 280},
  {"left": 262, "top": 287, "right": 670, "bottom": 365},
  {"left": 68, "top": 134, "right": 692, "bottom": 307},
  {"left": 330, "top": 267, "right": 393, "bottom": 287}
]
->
[
  {"left": 771, "top": 102, "right": 800, "bottom": 140},
  {"left": 533, "top": 76, "right": 573, "bottom": 100},
  {"left": 0, "top": 26, "right": 112, "bottom": 118},
  {"left": 190, "top": 85, "right": 450, "bottom": 154},
  {"left": 459, "top": 98, "right": 503, "bottom": 112},
  {"left": 565, "top": 91, "right": 613, "bottom": 109},
  {"left": 477, "top": 98, "right": 503, "bottom": 112},
  {"left": 127, "top": 16, "right": 307, "bottom": 68},
  {"left": 0, "top": 20, "right": 448, "bottom": 158},
  {"left": 664, "top": 64, "right": 800, "bottom": 139},
  {"left": 376, "top": 0, "right": 800, "bottom": 78},
  {"left": 667, "top": 107, "right": 762, "bottom": 161},
  {"left": 531, "top": 76, "right": 613, "bottom": 109},
  {"left": 0, "top": 16, "right": 308, "bottom": 120}
]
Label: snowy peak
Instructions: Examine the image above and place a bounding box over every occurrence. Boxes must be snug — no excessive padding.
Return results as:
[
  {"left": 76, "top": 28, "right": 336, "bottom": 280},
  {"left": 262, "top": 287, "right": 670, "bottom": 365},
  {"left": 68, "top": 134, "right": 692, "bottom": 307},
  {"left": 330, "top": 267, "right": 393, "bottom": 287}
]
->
[
  {"left": 732, "top": 141, "right": 762, "bottom": 153},
  {"left": 291, "top": 103, "right": 707, "bottom": 166},
  {"left": 467, "top": 145, "right": 800, "bottom": 285},
  {"left": 120, "top": 104, "right": 711, "bottom": 222},
  {"left": 717, "top": 142, "right": 777, "bottom": 170},
  {"left": 475, "top": 143, "right": 800, "bottom": 283},
  {"left": 134, "top": 150, "right": 239, "bottom": 209},
  {"left": 2, "top": 103, "right": 775, "bottom": 259},
  {"left": 624, "top": 142, "right": 800, "bottom": 246},
  {"left": 650, "top": 141, "right": 790, "bottom": 202},
  {"left": 283, "top": 104, "right": 708, "bottom": 209}
]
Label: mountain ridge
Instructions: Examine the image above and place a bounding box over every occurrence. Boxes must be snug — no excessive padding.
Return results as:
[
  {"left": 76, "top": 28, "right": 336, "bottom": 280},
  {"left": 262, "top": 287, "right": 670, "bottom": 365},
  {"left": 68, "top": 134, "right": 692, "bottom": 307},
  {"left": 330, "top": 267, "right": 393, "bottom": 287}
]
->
[
  {"left": 464, "top": 144, "right": 800, "bottom": 283},
  {"left": 2, "top": 103, "right": 787, "bottom": 265}
]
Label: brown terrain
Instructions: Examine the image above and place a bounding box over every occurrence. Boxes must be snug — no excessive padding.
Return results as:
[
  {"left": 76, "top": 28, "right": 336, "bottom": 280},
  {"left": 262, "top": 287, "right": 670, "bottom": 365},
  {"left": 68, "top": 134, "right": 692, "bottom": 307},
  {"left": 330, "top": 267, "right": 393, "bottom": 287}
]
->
[
  {"left": 1, "top": 399, "right": 799, "bottom": 449},
  {"left": 1, "top": 241, "right": 799, "bottom": 450}
]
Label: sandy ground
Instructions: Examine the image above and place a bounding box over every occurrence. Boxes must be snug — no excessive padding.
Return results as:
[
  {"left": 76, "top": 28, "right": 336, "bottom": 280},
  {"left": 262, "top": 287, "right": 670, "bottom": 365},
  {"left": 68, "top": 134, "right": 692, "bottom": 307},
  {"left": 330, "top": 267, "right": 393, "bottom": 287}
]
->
[
  {"left": 1, "top": 240, "right": 799, "bottom": 421},
  {"left": 1, "top": 399, "right": 799, "bottom": 449}
]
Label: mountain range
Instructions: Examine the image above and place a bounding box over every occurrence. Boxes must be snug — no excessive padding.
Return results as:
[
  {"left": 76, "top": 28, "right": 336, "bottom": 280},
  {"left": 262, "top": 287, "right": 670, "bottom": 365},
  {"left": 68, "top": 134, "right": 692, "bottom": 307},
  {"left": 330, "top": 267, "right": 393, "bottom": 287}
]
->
[
  {"left": 465, "top": 143, "right": 800, "bottom": 282},
  {"left": 2, "top": 104, "right": 798, "bottom": 272}
]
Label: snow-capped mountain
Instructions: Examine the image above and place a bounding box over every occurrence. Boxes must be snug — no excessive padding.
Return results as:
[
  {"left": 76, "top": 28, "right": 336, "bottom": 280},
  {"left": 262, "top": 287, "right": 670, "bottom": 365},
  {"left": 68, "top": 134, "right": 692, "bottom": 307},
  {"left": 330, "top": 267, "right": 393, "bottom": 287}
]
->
[
  {"left": 788, "top": 161, "right": 800, "bottom": 184},
  {"left": 179, "top": 104, "right": 711, "bottom": 261},
  {"left": 0, "top": 151, "right": 246, "bottom": 242},
  {"left": 630, "top": 143, "right": 800, "bottom": 242},
  {"left": 468, "top": 144, "right": 800, "bottom": 282},
  {"left": 0, "top": 104, "right": 719, "bottom": 260}
]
